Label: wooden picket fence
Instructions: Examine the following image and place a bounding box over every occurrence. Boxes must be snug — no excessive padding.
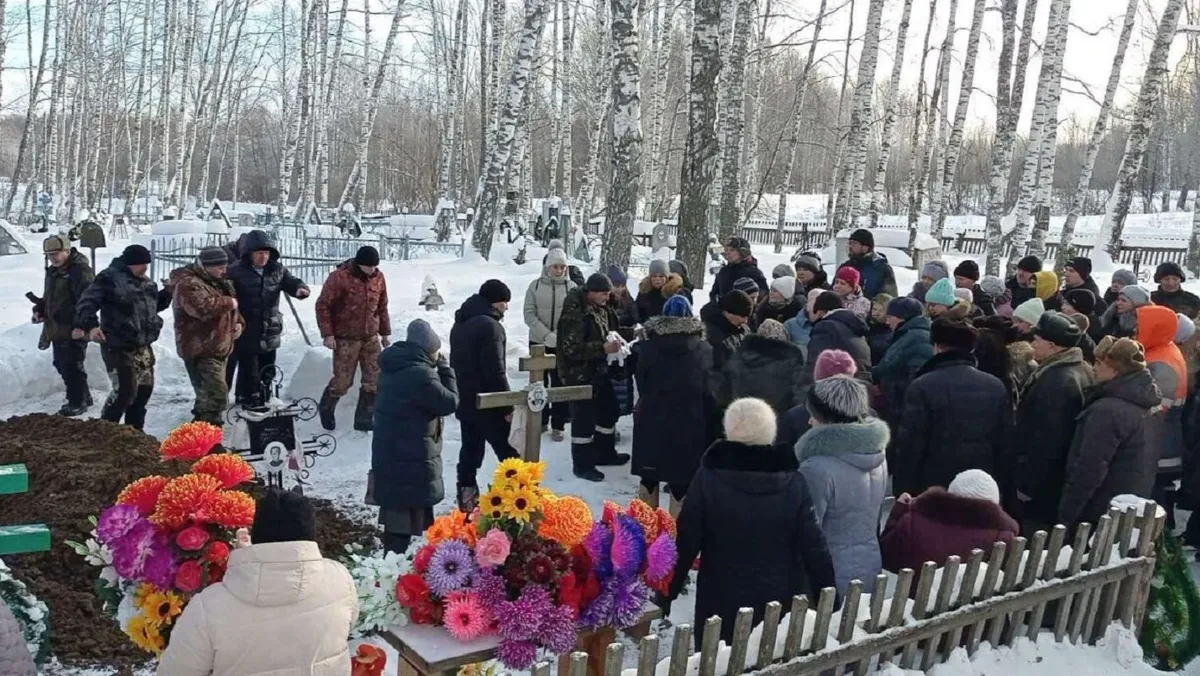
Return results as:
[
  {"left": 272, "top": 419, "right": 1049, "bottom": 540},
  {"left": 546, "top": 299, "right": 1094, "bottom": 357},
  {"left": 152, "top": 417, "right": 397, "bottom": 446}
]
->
[{"left": 532, "top": 502, "right": 1165, "bottom": 676}]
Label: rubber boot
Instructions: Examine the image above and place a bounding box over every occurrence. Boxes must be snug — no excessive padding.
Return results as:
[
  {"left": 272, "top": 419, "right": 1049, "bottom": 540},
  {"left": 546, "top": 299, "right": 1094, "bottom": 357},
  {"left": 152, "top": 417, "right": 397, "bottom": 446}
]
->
[
  {"left": 637, "top": 483, "right": 660, "bottom": 509},
  {"left": 318, "top": 387, "right": 340, "bottom": 431},
  {"left": 354, "top": 392, "right": 375, "bottom": 431}
]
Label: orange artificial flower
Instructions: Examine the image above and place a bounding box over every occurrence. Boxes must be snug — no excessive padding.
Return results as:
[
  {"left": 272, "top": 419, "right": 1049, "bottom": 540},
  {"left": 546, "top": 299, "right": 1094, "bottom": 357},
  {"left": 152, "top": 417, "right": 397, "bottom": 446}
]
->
[
  {"left": 191, "top": 454, "right": 255, "bottom": 489},
  {"left": 538, "top": 495, "right": 594, "bottom": 547},
  {"left": 196, "top": 490, "right": 256, "bottom": 529},
  {"left": 424, "top": 509, "right": 477, "bottom": 546},
  {"left": 151, "top": 474, "right": 222, "bottom": 529},
  {"left": 351, "top": 643, "right": 387, "bottom": 676},
  {"left": 116, "top": 476, "right": 171, "bottom": 516},
  {"left": 626, "top": 499, "right": 659, "bottom": 543},
  {"left": 655, "top": 508, "right": 677, "bottom": 540},
  {"left": 161, "top": 422, "right": 224, "bottom": 462}
]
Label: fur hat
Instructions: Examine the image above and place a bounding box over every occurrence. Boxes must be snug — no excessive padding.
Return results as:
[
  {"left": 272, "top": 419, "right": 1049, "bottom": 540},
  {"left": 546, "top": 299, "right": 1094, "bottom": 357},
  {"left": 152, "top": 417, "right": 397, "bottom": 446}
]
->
[
  {"left": 980, "top": 275, "right": 1005, "bottom": 298},
  {"left": 719, "top": 290, "right": 754, "bottom": 318},
  {"left": 948, "top": 470, "right": 1001, "bottom": 505},
  {"left": 1034, "top": 310, "right": 1082, "bottom": 348},
  {"left": 795, "top": 254, "right": 822, "bottom": 275},
  {"left": 1034, "top": 271, "right": 1059, "bottom": 301},
  {"left": 814, "top": 349, "right": 858, "bottom": 380},
  {"left": 406, "top": 319, "right": 441, "bottom": 354},
  {"left": 733, "top": 277, "right": 760, "bottom": 296},
  {"left": 849, "top": 229, "right": 874, "bottom": 248},
  {"left": 931, "top": 317, "right": 978, "bottom": 351},
  {"left": 758, "top": 319, "right": 789, "bottom": 341},
  {"left": 122, "top": 244, "right": 152, "bottom": 265},
  {"left": 772, "top": 263, "right": 795, "bottom": 279},
  {"left": 806, "top": 375, "right": 870, "bottom": 424},
  {"left": 953, "top": 287, "right": 974, "bottom": 303},
  {"left": 1017, "top": 255, "right": 1043, "bottom": 274},
  {"left": 1176, "top": 313, "right": 1196, "bottom": 344},
  {"left": 544, "top": 245, "right": 569, "bottom": 268},
  {"left": 603, "top": 265, "right": 628, "bottom": 287},
  {"left": 662, "top": 295, "right": 692, "bottom": 318},
  {"left": 1111, "top": 269, "right": 1137, "bottom": 288},
  {"left": 251, "top": 489, "right": 317, "bottom": 544},
  {"left": 723, "top": 398, "right": 777, "bottom": 446},
  {"left": 1066, "top": 257, "right": 1093, "bottom": 278},
  {"left": 954, "top": 260, "right": 980, "bottom": 281},
  {"left": 835, "top": 266, "right": 861, "bottom": 289},
  {"left": 1119, "top": 285, "right": 1151, "bottom": 307},
  {"left": 1095, "top": 336, "right": 1147, "bottom": 374},
  {"left": 1156, "top": 261, "right": 1187, "bottom": 283},
  {"left": 1012, "top": 298, "right": 1045, "bottom": 327},
  {"left": 925, "top": 278, "right": 956, "bottom": 306},
  {"left": 887, "top": 297, "right": 923, "bottom": 322},
  {"left": 921, "top": 260, "right": 950, "bottom": 281},
  {"left": 726, "top": 236, "right": 752, "bottom": 259},
  {"left": 771, "top": 275, "right": 797, "bottom": 301},
  {"left": 480, "top": 279, "right": 512, "bottom": 303},
  {"left": 42, "top": 234, "right": 70, "bottom": 254},
  {"left": 1063, "top": 288, "right": 1096, "bottom": 316},
  {"left": 648, "top": 259, "right": 670, "bottom": 276}
]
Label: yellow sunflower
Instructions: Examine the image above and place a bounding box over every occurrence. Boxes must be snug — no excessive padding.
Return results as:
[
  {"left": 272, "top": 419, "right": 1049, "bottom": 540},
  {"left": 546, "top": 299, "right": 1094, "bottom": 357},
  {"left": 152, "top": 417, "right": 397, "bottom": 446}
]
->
[
  {"left": 502, "top": 486, "right": 540, "bottom": 522},
  {"left": 127, "top": 613, "right": 166, "bottom": 654},
  {"left": 493, "top": 458, "right": 526, "bottom": 487},
  {"left": 141, "top": 590, "right": 184, "bottom": 627},
  {"left": 516, "top": 461, "right": 546, "bottom": 486}
]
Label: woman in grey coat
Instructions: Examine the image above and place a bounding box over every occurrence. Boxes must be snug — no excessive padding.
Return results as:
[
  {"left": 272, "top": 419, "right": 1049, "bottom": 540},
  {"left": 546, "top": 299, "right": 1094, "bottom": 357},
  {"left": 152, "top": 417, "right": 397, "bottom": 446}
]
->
[
  {"left": 796, "top": 375, "right": 890, "bottom": 593},
  {"left": 523, "top": 241, "right": 577, "bottom": 438}
]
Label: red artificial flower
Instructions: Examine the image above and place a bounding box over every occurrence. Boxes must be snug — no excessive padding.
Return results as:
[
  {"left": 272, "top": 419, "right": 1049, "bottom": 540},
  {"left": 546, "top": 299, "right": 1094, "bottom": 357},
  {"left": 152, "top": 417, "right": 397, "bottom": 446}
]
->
[
  {"left": 409, "top": 599, "right": 440, "bottom": 625},
  {"left": 352, "top": 644, "right": 388, "bottom": 676},
  {"left": 152, "top": 474, "right": 222, "bottom": 530},
  {"left": 395, "top": 574, "right": 430, "bottom": 608},
  {"left": 161, "top": 422, "right": 225, "bottom": 462},
  {"left": 190, "top": 454, "right": 255, "bottom": 489},
  {"left": 525, "top": 555, "right": 556, "bottom": 585},
  {"left": 601, "top": 500, "right": 621, "bottom": 525},
  {"left": 175, "top": 526, "right": 210, "bottom": 551},
  {"left": 412, "top": 544, "right": 436, "bottom": 575},
  {"left": 175, "top": 560, "right": 204, "bottom": 593},
  {"left": 209, "top": 562, "right": 227, "bottom": 584},
  {"left": 116, "top": 476, "right": 171, "bottom": 516},
  {"left": 204, "top": 541, "right": 231, "bottom": 564},
  {"left": 558, "top": 571, "right": 583, "bottom": 611},
  {"left": 195, "top": 491, "right": 256, "bottom": 529},
  {"left": 504, "top": 564, "right": 527, "bottom": 589}
]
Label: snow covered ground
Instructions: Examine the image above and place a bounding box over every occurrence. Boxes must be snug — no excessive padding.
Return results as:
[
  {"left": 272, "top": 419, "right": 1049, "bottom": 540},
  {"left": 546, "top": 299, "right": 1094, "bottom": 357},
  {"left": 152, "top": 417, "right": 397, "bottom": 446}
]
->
[{"left": 0, "top": 229, "right": 1194, "bottom": 675}]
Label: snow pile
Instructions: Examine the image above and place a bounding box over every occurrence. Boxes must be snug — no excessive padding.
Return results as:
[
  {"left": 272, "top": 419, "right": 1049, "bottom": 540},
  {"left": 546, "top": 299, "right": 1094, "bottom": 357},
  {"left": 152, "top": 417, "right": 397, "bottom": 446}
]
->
[
  {"left": 149, "top": 220, "right": 210, "bottom": 236},
  {"left": 0, "top": 325, "right": 109, "bottom": 407}
]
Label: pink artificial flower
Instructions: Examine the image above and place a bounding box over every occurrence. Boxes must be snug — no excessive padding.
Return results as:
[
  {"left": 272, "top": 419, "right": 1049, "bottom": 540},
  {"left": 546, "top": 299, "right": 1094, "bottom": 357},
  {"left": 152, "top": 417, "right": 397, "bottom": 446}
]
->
[
  {"left": 175, "top": 525, "right": 210, "bottom": 551},
  {"left": 443, "top": 592, "right": 493, "bottom": 642},
  {"left": 474, "top": 529, "right": 512, "bottom": 568}
]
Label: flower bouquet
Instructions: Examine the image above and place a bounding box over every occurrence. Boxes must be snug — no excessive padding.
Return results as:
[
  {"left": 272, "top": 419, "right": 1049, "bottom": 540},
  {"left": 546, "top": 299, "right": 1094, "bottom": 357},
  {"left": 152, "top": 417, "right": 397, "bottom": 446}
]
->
[
  {"left": 394, "top": 459, "right": 677, "bottom": 670},
  {"left": 68, "top": 422, "right": 254, "bottom": 654}
]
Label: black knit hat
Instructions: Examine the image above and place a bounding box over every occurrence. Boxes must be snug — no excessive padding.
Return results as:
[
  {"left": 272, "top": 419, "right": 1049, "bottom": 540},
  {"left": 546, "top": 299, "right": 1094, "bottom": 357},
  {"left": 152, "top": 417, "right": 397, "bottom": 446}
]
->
[
  {"left": 122, "top": 244, "right": 152, "bottom": 265},
  {"left": 1033, "top": 310, "right": 1082, "bottom": 348},
  {"left": 251, "top": 489, "right": 317, "bottom": 544},
  {"left": 479, "top": 279, "right": 512, "bottom": 303},
  {"left": 930, "top": 317, "right": 978, "bottom": 351},
  {"left": 355, "top": 245, "right": 380, "bottom": 266},
  {"left": 585, "top": 273, "right": 613, "bottom": 292},
  {"left": 719, "top": 289, "right": 753, "bottom": 318},
  {"left": 1063, "top": 288, "right": 1097, "bottom": 316},
  {"left": 1017, "top": 255, "right": 1043, "bottom": 274},
  {"left": 1066, "top": 257, "right": 1093, "bottom": 278},
  {"left": 1155, "top": 261, "right": 1187, "bottom": 283},
  {"left": 849, "top": 229, "right": 874, "bottom": 248},
  {"left": 953, "top": 260, "right": 980, "bottom": 281},
  {"left": 726, "top": 236, "right": 752, "bottom": 259}
]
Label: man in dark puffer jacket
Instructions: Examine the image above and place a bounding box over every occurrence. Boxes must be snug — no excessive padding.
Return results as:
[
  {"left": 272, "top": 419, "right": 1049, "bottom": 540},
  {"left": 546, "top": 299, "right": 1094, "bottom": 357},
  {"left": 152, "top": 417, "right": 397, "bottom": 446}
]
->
[
  {"left": 225, "top": 230, "right": 310, "bottom": 406},
  {"left": 714, "top": 319, "right": 804, "bottom": 415},
  {"left": 73, "top": 245, "right": 173, "bottom": 429}
]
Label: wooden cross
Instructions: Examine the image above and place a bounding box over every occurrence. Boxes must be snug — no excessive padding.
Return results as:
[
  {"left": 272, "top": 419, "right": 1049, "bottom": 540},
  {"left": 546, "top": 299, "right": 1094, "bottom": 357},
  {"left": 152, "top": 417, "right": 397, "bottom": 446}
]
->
[
  {"left": 476, "top": 345, "right": 592, "bottom": 461},
  {"left": 0, "top": 464, "right": 49, "bottom": 555}
]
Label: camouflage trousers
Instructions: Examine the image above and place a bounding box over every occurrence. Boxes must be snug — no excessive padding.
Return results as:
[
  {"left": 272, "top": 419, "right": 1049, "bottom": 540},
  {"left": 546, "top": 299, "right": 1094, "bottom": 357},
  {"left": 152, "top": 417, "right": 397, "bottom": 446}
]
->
[
  {"left": 328, "top": 338, "right": 382, "bottom": 397},
  {"left": 100, "top": 345, "right": 155, "bottom": 429},
  {"left": 184, "top": 356, "right": 230, "bottom": 425}
]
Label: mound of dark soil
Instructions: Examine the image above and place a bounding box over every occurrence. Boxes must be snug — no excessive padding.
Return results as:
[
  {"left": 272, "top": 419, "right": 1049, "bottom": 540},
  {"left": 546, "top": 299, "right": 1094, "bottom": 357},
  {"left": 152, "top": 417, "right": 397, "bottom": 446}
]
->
[{"left": 0, "top": 414, "right": 377, "bottom": 668}]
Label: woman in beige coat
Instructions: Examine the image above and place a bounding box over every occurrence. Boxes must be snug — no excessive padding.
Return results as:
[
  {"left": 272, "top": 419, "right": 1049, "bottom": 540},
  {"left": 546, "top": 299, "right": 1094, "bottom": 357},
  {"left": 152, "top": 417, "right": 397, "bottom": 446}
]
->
[
  {"left": 523, "top": 240, "right": 577, "bottom": 440},
  {"left": 157, "top": 490, "right": 358, "bottom": 676}
]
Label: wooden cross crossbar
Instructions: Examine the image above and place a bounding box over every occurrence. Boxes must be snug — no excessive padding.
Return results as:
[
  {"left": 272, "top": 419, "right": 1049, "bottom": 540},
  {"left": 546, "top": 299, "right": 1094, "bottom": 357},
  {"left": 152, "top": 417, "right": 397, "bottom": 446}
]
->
[{"left": 476, "top": 345, "right": 592, "bottom": 461}]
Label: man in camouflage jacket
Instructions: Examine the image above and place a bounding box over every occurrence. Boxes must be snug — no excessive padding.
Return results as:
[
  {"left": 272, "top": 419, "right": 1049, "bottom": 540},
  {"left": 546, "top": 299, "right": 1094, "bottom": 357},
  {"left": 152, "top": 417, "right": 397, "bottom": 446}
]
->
[
  {"left": 31, "top": 235, "right": 94, "bottom": 416},
  {"left": 314, "top": 246, "right": 392, "bottom": 431},
  {"left": 557, "top": 273, "right": 630, "bottom": 482},
  {"left": 172, "top": 246, "right": 244, "bottom": 425}
]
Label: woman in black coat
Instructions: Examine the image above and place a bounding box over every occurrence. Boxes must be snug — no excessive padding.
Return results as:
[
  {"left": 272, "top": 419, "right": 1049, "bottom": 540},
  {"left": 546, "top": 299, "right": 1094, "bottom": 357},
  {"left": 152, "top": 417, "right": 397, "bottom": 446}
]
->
[
  {"left": 372, "top": 320, "right": 459, "bottom": 555},
  {"left": 714, "top": 321, "right": 805, "bottom": 415},
  {"left": 633, "top": 299, "right": 714, "bottom": 511},
  {"left": 667, "top": 398, "right": 837, "bottom": 649}
]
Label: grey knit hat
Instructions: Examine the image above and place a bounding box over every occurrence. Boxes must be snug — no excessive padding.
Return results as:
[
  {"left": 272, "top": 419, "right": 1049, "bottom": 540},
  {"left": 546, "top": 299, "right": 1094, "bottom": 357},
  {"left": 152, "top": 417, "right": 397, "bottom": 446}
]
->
[
  {"left": 406, "top": 319, "right": 441, "bottom": 354},
  {"left": 980, "top": 275, "right": 1005, "bottom": 298},
  {"left": 198, "top": 246, "right": 229, "bottom": 266},
  {"left": 772, "top": 263, "right": 795, "bottom": 279},
  {"left": 1119, "top": 285, "right": 1151, "bottom": 307},
  {"left": 921, "top": 260, "right": 950, "bottom": 281},
  {"left": 1111, "top": 269, "right": 1137, "bottom": 288}
]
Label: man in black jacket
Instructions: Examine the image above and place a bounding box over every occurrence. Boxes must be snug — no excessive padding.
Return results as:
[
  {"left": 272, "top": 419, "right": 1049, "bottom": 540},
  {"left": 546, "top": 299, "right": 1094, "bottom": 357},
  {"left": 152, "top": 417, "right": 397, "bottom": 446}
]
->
[
  {"left": 1063, "top": 257, "right": 1106, "bottom": 314},
  {"left": 893, "top": 318, "right": 1009, "bottom": 497},
  {"left": 73, "top": 245, "right": 173, "bottom": 429},
  {"left": 558, "top": 274, "right": 628, "bottom": 482},
  {"left": 1006, "top": 255, "right": 1041, "bottom": 309},
  {"left": 703, "top": 289, "right": 752, "bottom": 371},
  {"left": 803, "top": 291, "right": 872, "bottom": 383},
  {"left": 1152, "top": 261, "right": 1200, "bottom": 319},
  {"left": 449, "top": 280, "right": 518, "bottom": 510},
  {"left": 225, "top": 230, "right": 310, "bottom": 407},
  {"left": 1010, "top": 311, "right": 1094, "bottom": 532},
  {"left": 709, "top": 237, "right": 768, "bottom": 303},
  {"left": 33, "top": 235, "right": 94, "bottom": 416},
  {"left": 952, "top": 260, "right": 995, "bottom": 316}
]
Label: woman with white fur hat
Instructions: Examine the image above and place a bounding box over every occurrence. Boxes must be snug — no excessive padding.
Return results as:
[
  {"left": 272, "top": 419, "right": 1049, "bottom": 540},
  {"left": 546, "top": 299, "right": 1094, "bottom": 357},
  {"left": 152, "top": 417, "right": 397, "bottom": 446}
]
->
[{"left": 666, "top": 398, "right": 836, "bottom": 649}]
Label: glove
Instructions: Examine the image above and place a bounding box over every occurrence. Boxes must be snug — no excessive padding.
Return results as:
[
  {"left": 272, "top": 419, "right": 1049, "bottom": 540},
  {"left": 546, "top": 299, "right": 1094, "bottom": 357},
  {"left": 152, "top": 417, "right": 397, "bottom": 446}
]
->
[{"left": 544, "top": 332, "right": 557, "bottom": 349}]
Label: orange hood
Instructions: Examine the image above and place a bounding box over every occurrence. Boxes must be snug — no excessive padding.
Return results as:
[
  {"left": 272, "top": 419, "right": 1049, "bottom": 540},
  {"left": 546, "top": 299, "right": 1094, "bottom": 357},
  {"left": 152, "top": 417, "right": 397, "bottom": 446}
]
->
[{"left": 1136, "top": 305, "right": 1179, "bottom": 351}]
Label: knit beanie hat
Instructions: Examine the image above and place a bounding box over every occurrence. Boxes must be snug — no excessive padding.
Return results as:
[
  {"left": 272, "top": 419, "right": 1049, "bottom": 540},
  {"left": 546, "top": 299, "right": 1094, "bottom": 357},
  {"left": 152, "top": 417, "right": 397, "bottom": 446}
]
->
[
  {"left": 1012, "top": 298, "right": 1045, "bottom": 327},
  {"left": 886, "top": 297, "right": 923, "bottom": 321},
  {"left": 662, "top": 295, "right": 692, "bottom": 318},
  {"left": 771, "top": 275, "right": 797, "bottom": 301},
  {"left": 733, "top": 277, "right": 760, "bottom": 297},
  {"left": 1034, "top": 271, "right": 1059, "bottom": 301},
  {"left": 648, "top": 259, "right": 670, "bottom": 276},
  {"left": 122, "top": 244, "right": 152, "bottom": 265},
  {"left": 980, "top": 275, "right": 1005, "bottom": 299},
  {"left": 1111, "top": 269, "right": 1137, "bottom": 288},
  {"left": 835, "top": 266, "right": 861, "bottom": 289},
  {"left": 772, "top": 263, "right": 795, "bottom": 279},
  {"left": 604, "top": 265, "right": 628, "bottom": 287},
  {"left": 723, "top": 398, "right": 776, "bottom": 446},
  {"left": 1066, "top": 257, "right": 1093, "bottom": 278},
  {"left": 948, "top": 470, "right": 1001, "bottom": 505},
  {"left": 925, "top": 278, "right": 956, "bottom": 306},
  {"left": 1176, "top": 313, "right": 1196, "bottom": 344},
  {"left": 1063, "top": 288, "right": 1096, "bottom": 316},
  {"left": 719, "top": 289, "right": 753, "bottom": 318},
  {"left": 355, "top": 245, "right": 380, "bottom": 267},
  {"left": 806, "top": 374, "right": 870, "bottom": 424},
  {"left": 586, "top": 273, "right": 613, "bottom": 292},
  {"left": 758, "top": 319, "right": 789, "bottom": 342},
  {"left": 849, "top": 229, "right": 874, "bottom": 248},
  {"left": 1095, "top": 336, "right": 1147, "bottom": 375},
  {"left": 953, "top": 288, "right": 974, "bottom": 303},
  {"left": 814, "top": 349, "right": 858, "bottom": 380},
  {"left": 480, "top": 279, "right": 512, "bottom": 304},
  {"left": 954, "top": 260, "right": 980, "bottom": 281},
  {"left": 406, "top": 318, "right": 441, "bottom": 354},
  {"left": 726, "top": 236, "right": 752, "bottom": 259},
  {"left": 1034, "top": 310, "right": 1082, "bottom": 348},
  {"left": 251, "top": 489, "right": 317, "bottom": 544},
  {"left": 931, "top": 317, "right": 978, "bottom": 351},
  {"left": 921, "top": 260, "right": 950, "bottom": 281},
  {"left": 544, "top": 244, "right": 569, "bottom": 268},
  {"left": 1119, "top": 285, "right": 1151, "bottom": 308},
  {"left": 795, "top": 254, "right": 822, "bottom": 275},
  {"left": 198, "top": 246, "right": 229, "bottom": 266},
  {"left": 1017, "top": 255, "right": 1043, "bottom": 274},
  {"left": 1155, "top": 261, "right": 1187, "bottom": 283}
]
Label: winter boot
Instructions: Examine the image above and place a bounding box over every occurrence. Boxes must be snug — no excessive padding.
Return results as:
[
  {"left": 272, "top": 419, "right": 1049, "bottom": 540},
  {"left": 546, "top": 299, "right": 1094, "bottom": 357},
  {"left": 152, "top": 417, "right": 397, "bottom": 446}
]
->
[
  {"left": 364, "top": 470, "right": 378, "bottom": 506},
  {"left": 383, "top": 532, "right": 413, "bottom": 555},
  {"left": 551, "top": 429, "right": 565, "bottom": 442},
  {"left": 571, "top": 442, "right": 604, "bottom": 482},
  {"left": 354, "top": 392, "right": 375, "bottom": 432},
  {"left": 637, "top": 483, "right": 660, "bottom": 509},
  {"left": 457, "top": 485, "right": 480, "bottom": 513},
  {"left": 318, "top": 387, "right": 340, "bottom": 431},
  {"left": 593, "top": 431, "right": 630, "bottom": 467},
  {"left": 57, "top": 402, "right": 88, "bottom": 417}
]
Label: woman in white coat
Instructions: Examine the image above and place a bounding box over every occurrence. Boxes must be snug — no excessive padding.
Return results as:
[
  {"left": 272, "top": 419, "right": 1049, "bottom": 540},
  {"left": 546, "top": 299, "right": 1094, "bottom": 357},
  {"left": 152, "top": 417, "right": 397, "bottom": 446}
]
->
[{"left": 523, "top": 240, "right": 577, "bottom": 440}]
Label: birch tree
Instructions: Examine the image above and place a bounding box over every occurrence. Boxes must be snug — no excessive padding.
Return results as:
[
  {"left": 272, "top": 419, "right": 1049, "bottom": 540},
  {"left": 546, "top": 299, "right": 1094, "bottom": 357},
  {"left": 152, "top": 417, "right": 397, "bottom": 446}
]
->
[
  {"left": 831, "top": 0, "right": 886, "bottom": 231},
  {"left": 676, "top": 0, "right": 722, "bottom": 287},
  {"left": 905, "top": 0, "right": 949, "bottom": 250},
  {"left": 437, "top": 0, "right": 468, "bottom": 239},
  {"left": 6, "top": 0, "right": 52, "bottom": 215},
  {"left": 646, "top": 0, "right": 675, "bottom": 219},
  {"left": 470, "top": 0, "right": 551, "bottom": 258},
  {"left": 716, "top": 0, "right": 755, "bottom": 238},
  {"left": 867, "top": 0, "right": 914, "bottom": 227},
  {"left": 1097, "top": 0, "right": 1186, "bottom": 258},
  {"left": 601, "top": 0, "right": 643, "bottom": 268}
]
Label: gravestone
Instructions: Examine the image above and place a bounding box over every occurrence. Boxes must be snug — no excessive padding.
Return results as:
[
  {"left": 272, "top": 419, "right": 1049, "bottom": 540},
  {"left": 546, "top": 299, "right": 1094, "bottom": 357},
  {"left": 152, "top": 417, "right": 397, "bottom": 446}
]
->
[{"left": 651, "top": 222, "right": 672, "bottom": 250}]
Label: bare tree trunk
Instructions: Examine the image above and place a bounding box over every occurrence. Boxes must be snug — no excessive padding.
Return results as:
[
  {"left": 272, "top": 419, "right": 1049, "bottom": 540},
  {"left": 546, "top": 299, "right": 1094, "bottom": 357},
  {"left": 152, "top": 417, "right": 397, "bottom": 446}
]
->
[
  {"left": 601, "top": 0, "right": 643, "bottom": 268},
  {"left": 438, "top": 0, "right": 468, "bottom": 226},
  {"left": 469, "top": 0, "right": 551, "bottom": 258},
  {"left": 904, "top": 0, "right": 940, "bottom": 252},
  {"left": 824, "top": 0, "right": 855, "bottom": 228},
  {"left": 832, "top": 0, "right": 886, "bottom": 232},
  {"left": 739, "top": 0, "right": 770, "bottom": 222},
  {"left": 5, "top": 0, "right": 51, "bottom": 215},
  {"left": 716, "top": 0, "right": 755, "bottom": 238},
  {"left": 1097, "top": 0, "right": 1184, "bottom": 258},
  {"left": 1028, "top": 0, "right": 1074, "bottom": 260},
  {"left": 647, "top": 0, "right": 675, "bottom": 219},
  {"left": 867, "top": 0, "right": 914, "bottom": 228},
  {"left": 676, "top": 0, "right": 722, "bottom": 288},
  {"left": 919, "top": 0, "right": 958, "bottom": 239},
  {"left": 479, "top": 0, "right": 490, "bottom": 168}
]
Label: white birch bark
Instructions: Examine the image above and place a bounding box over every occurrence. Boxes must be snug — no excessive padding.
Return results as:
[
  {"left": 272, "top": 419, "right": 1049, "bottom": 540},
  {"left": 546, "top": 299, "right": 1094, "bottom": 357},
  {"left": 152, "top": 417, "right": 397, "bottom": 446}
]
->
[
  {"left": 832, "top": 0, "right": 886, "bottom": 231},
  {"left": 931, "top": 0, "right": 986, "bottom": 240},
  {"left": 904, "top": 0, "right": 940, "bottom": 252},
  {"left": 676, "top": 0, "right": 722, "bottom": 286},
  {"left": 740, "top": 2, "right": 770, "bottom": 221},
  {"left": 919, "top": 0, "right": 958, "bottom": 238},
  {"left": 824, "top": 0, "right": 856, "bottom": 229},
  {"left": 438, "top": 0, "right": 468, "bottom": 224},
  {"left": 646, "top": 0, "right": 675, "bottom": 218},
  {"left": 6, "top": 0, "right": 51, "bottom": 214},
  {"left": 1028, "top": 0, "right": 1074, "bottom": 259},
  {"left": 866, "top": 0, "right": 914, "bottom": 227},
  {"left": 601, "top": 0, "right": 643, "bottom": 268},
  {"left": 716, "top": 0, "right": 755, "bottom": 238}
]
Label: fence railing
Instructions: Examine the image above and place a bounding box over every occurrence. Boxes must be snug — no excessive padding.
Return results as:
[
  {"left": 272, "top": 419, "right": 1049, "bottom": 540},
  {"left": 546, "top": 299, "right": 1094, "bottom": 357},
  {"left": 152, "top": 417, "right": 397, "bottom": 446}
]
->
[{"left": 532, "top": 502, "right": 1164, "bottom": 676}]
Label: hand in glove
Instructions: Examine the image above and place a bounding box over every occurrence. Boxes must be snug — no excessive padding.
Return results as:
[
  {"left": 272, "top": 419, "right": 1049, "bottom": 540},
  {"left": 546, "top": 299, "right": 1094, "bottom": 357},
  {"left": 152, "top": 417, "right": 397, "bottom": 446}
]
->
[{"left": 544, "top": 332, "right": 557, "bottom": 349}]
